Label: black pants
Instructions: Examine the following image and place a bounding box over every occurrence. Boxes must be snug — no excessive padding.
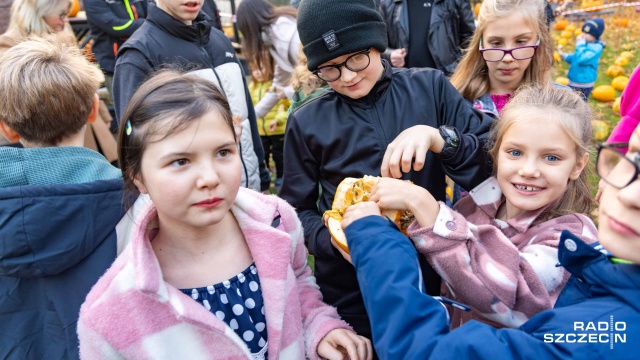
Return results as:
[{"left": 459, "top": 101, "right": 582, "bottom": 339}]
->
[{"left": 261, "top": 135, "right": 284, "bottom": 179}]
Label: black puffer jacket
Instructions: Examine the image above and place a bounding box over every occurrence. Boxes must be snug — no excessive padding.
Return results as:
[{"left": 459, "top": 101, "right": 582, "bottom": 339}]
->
[
  {"left": 280, "top": 61, "right": 493, "bottom": 340},
  {"left": 85, "top": 0, "right": 148, "bottom": 76},
  {"left": 380, "top": 0, "right": 475, "bottom": 75}
]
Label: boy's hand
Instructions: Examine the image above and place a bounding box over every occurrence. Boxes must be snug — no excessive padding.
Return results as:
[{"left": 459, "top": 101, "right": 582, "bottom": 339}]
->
[
  {"left": 390, "top": 48, "right": 406, "bottom": 67},
  {"left": 381, "top": 125, "right": 442, "bottom": 178}
]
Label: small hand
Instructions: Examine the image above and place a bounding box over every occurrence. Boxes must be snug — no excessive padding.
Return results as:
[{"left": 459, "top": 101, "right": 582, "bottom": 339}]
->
[
  {"left": 390, "top": 48, "right": 406, "bottom": 68},
  {"left": 317, "top": 329, "right": 373, "bottom": 360},
  {"left": 381, "top": 125, "right": 441, "bottom": 178},
  {"left": 274, "top": 85, "right": 287, "bottom": 100},
  {"left": 342, "top": 202, "right": 381, "bottom": 230},
  {"left": 268, "top": 119, "right": 278, "bottom": 132},
  {"left": 369, "top": 178, "right": 417, "bottom": 212}
]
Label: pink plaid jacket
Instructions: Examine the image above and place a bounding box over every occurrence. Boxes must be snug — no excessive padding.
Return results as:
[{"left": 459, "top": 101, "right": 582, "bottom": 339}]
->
[
  {"left": 408, "top": 177, "right": 598, "bottom": 329},
  {"left": 78, "top": 188, "right": 350, "bottom": 359}
]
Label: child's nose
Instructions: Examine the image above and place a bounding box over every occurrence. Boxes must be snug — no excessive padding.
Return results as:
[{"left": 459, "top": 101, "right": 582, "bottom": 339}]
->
[
  {"left": 340, "top": 66, "right": 358, "bottom": 82},
  {"left": 617, "top": 178, "right": 640, "bottom": 210},
  {"left": 197, "top": 163, "right": 221, "bottom": 188},
  {"left": 518, "top": 162, "right": 540, "bottom": 178}
]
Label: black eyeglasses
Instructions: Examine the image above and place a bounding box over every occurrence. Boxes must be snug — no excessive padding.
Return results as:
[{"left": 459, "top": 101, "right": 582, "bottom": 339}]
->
[
  {"left": 313, "top": 49, "right": 371, "bottom": 82},
  {"left": 479, "top": 37, "right": 540, "bottom": 62},
  {"left": 596, "top": 143, "right": 640, "bottom": 189}
]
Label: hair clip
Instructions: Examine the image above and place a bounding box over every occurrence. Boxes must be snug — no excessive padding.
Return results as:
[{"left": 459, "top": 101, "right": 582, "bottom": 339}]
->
[{"left": 126, "top": 120, "right": 132, "bottom": 136}]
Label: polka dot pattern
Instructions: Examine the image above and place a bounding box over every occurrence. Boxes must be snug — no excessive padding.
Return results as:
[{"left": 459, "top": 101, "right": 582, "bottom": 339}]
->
[{"left": 180, "top": 263, "right": 267, "bottom": 358}]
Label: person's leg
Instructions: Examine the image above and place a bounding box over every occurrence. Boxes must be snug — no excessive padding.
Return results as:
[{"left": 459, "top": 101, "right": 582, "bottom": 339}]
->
[{"left": 260, "top": 135, "right": 273, "bottom": 179}]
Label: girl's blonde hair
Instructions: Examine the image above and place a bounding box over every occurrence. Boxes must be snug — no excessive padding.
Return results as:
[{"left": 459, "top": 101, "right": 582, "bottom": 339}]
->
[
  {"left": 450, "top": 0, "right": 553, "bottom": 101},
  {"left": 291, "top": 46, "right": 326, "bottom": 96},
  {"left": 9, "top": 0, "right": 71, "bottom": 35},
  {"left": 488, "top": 85, "right": 594, "bottom": 221}
]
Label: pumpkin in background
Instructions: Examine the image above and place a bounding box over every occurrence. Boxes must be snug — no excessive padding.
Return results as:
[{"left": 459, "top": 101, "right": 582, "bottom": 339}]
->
[
  {"left": 474, "top": 3, "right": 481, "bottom": 16},
  {"left": 591, "top": 120, "right": 610, "bottom": 142},
  {"left": 606, "top": 65, "right": 625, "bottom": 78},
  {"left": 612, "top": 76, "right": 629, "bottom": 92},
  {"left": 558, "top": 38, "right": 568, "bottom": 46},
  {"left": 69, "top": 0, "right": 80, "bottom": 18},
  {"left": 555, "top": 19, "right": 569, "bottom": 31},
  {"left": 561, "top": 30, "right": 573, "bottom": 39},
  {"left": 553, "top": 51, "right": 562, "bottom": 62},
  {"left": 574, "top": 27, "right": 582, "bottom": 36},
  {"left": 591, "top": 85, "right": 616, "bottom": 102},
  {"left": 615, "top": 56, "right": 629, "bottom": 67},
  {"left": 620, "top": 51, "right": 634, "bottom": 61},
  {"left": 612, "top": 97, "right": 621, "bottom": 115},
  {"left": 555, "top": 76, "right": 569, "bottom": 86}
]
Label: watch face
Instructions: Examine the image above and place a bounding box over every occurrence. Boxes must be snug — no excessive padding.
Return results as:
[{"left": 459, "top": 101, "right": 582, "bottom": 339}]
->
[{"left": 441, "top": 126, "right": 459, "bottom": 147}]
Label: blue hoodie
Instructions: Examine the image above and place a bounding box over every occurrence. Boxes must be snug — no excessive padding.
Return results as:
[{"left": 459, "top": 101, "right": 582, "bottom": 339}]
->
[
  {"left": 563, "top": 38, "right": 605, "bottom": 85},
  {"left": 0, "top": 147, "right": 125, "bottom": 360},
  {"left": 347, "top": 216, "right": 640, "bottom": 359}
]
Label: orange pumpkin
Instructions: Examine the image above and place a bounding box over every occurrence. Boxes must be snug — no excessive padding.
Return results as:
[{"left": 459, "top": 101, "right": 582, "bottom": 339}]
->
[
  {"left": 555, "top": 19, "right": 569, "bottom": 31},
  {"left": 606, "top": 65, "right": 625, "bottom": 78},
  {"left": 474, "top": 3, "right": 481, "bottom": 16},
  {"left": 612, "top": 97, "right": 621, "bottom": 115},
  {"left": 611, "top": 76, "right": 629, "bottom": 92},
  {"left": 591, "top": 85, "right": 616, "bottom": 102},
  {"left": 69, "top": 0, "right": 80, "bottom": 18}
]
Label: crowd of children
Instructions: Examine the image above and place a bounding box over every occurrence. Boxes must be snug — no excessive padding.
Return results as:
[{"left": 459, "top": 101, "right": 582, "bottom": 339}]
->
[{"left": 0, "top": 0, "right": 639, "bottom": 359}]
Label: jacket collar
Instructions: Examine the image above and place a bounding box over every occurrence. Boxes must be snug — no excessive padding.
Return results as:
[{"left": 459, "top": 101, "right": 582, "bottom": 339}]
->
[
  {"left": 468, "top": 177, "right": 549, "bottom": 233},
  {"left": 131, "top": 188, "right": 291, "bottom": 356},
  {"left": 335, "top": 59, "right": 393, "bottom": 107},
  {"left": 147, "top": 3, "right": 211, "bottom": 44},
  {"left": 559, "top": 231, "right": 640, "bottom": 313}
]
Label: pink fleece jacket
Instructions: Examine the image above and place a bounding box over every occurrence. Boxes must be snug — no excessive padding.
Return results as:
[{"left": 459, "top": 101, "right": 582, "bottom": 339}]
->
[
  {"left": 78, "top": 188, "right": 350, "bottom": 359},
  {"left": 407, "top": 177, "right": 598, "bottom": 329},
  {"left": 607, "top": 65, "right": 640, "bottom": 152}
]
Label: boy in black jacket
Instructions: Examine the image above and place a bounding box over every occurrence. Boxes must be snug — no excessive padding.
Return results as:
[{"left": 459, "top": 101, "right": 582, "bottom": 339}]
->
[
  {"left": 279, "top": 0, "right": 494, "bottom": 352},
  {"left": 112, "top": 0, "right": 270, "bottom": 192}
]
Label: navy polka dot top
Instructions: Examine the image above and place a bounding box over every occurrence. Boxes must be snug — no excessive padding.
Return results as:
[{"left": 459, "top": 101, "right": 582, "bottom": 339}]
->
[{"left": 180, "top": 263, "right": 268, "bottom": 359}]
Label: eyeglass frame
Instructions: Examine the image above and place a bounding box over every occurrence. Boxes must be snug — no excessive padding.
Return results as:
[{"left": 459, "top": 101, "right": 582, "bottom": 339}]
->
[
  {"left": 479, "top": 36, "right": 541, "bottom": 62},
  {"left": 596, "top": 142, "right": 640, "bottom": 189},
  {"left": 312, "top": 49, "right": 371, "bottom": 82}
]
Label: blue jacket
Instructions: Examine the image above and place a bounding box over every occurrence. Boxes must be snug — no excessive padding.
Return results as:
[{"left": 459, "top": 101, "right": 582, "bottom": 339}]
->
[
  {"left": 563, "top": 39, "right": 604, "bottom": 85},
  {"left": 347, "top": 216, "right": 640, "bottom": 359},
  {"left": 0, "top": 147, "right": 125, "bottom": 360}
]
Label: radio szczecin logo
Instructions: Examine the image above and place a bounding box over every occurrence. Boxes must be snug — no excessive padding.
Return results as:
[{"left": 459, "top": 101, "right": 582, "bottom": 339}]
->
[{"left": 544, "top": 316, "right": 626, "bottom": 349}]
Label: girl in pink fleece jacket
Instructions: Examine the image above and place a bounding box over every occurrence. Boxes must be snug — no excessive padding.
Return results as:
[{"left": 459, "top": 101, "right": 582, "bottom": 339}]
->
[
  {"left": 78, "top": 71, "right": 371, "bottom": 360},
  {"left": 352, "top": 85, "right": 598, "bottom": 329}
]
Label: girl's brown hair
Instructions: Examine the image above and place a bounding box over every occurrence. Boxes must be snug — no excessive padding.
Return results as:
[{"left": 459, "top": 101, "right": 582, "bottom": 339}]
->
[
  {"left": 236, "top": 0, "right": 296, "bottom": 82},
  {"left": 488, "top": 85, "right": 595, "bottom": 221},
  {"left": 450, "top": 0, "right": 553, "bottom": 101},
  {"left": 117, "top": 70, "right": 234, "bottom": 196}
]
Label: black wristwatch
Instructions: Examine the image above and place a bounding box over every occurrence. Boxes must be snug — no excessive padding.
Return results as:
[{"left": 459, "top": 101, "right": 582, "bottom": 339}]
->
[{"left": 438, "top": 125, "right": 460, "bottom": 159}]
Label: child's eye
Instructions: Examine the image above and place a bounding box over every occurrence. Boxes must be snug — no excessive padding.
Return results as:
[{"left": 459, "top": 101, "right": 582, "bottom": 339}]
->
[
  {"left": 170, "top": 159, "right": 189, "bottom": 167},
  {"left": 545, "top": 155, "right": 560, "bottom": 162},
  {"left": 507, "top": 150, "right": 522, "bottom": 157},
  {"left": 217, "top": 149, "right": 231, "bottom": 158}
]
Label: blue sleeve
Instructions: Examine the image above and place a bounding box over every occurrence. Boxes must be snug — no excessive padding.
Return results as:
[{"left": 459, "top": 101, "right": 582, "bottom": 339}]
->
[
  {"left": 567, "top": 42, "right": 602, "bottom": 65},
  {"left": 346, "top": 216, "right": 569, "bottom": 360}
]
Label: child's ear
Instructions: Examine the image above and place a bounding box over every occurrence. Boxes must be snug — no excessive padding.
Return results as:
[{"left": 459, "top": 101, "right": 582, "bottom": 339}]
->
[
  {"left": 0, "top": 120, "right": 20, "bottom": 143},
  {"left": 87, "top": 94, "right": 100, "bottom": 124},
  {"left": 133, "top": 175, "right": 149, "bottom": 194},
  {"left": 570, "top": 152, "right": 590, "bottom": 180}
]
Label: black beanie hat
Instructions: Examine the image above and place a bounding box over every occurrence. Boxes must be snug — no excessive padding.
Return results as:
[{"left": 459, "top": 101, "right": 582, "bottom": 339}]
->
[{"left": 297, "top": 0, "right": 388, "bottom": 71}]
